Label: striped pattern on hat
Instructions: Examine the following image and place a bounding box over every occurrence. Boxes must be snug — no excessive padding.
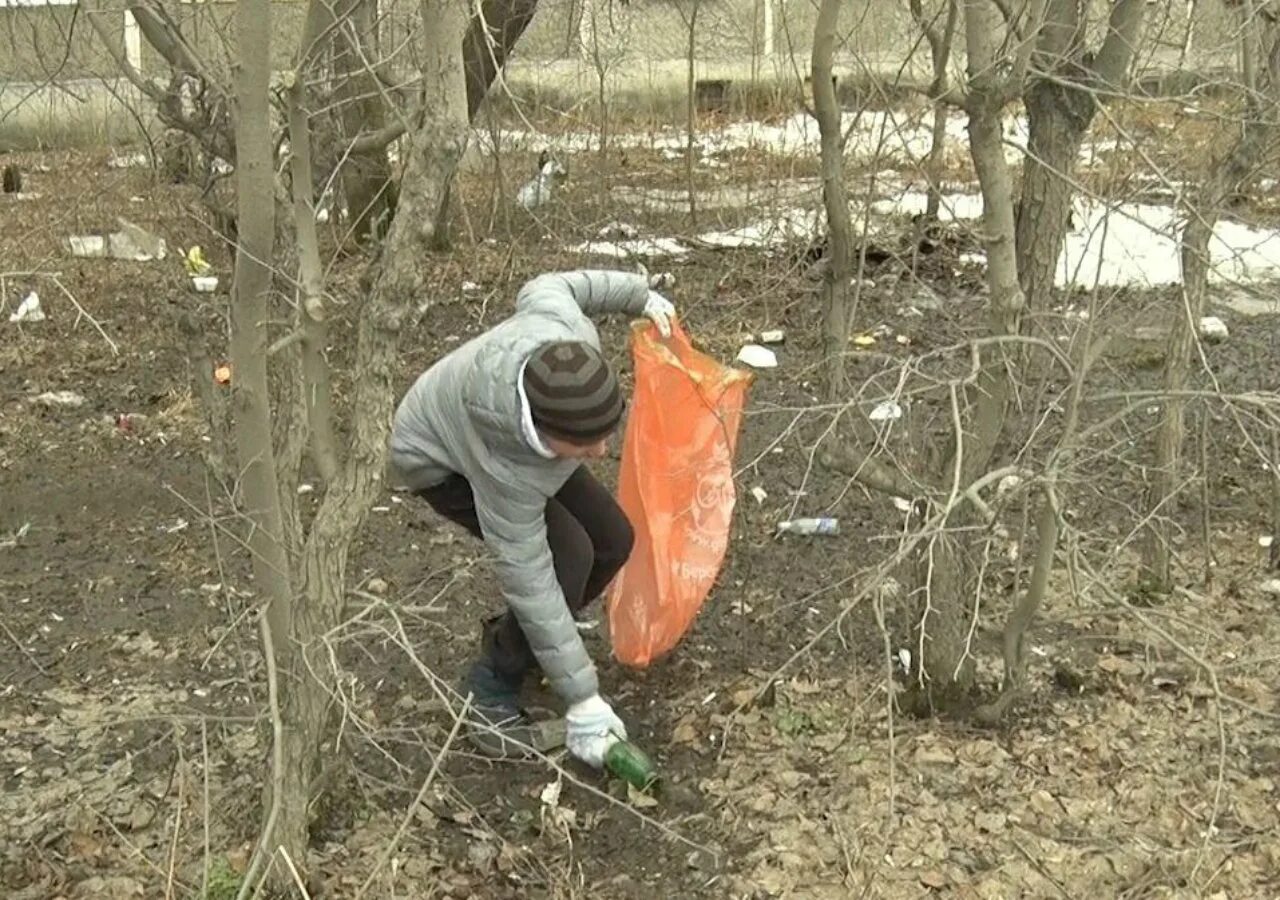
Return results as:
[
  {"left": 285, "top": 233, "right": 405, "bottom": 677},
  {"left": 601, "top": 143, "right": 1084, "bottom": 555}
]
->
[{"left": 523, "top": 341, "right": 624, "bottom": 442}]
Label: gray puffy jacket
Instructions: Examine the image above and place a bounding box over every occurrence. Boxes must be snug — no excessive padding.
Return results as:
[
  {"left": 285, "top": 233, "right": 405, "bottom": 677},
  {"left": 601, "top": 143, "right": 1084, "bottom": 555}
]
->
[{"left": 388, "top": 270, "right": 651, "bottom": 704}]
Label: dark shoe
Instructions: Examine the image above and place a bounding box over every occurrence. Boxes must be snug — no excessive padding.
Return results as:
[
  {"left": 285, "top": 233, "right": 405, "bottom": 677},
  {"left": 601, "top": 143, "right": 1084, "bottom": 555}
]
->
[{"left": 460, "top": 659, "right": 561, "bottom": 758}]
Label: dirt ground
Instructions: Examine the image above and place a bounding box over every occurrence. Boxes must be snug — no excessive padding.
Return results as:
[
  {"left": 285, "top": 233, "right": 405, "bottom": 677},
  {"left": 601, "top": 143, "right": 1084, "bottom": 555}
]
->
[{"left": 2, "top": 119, "right": 1280, "bottom": 900}]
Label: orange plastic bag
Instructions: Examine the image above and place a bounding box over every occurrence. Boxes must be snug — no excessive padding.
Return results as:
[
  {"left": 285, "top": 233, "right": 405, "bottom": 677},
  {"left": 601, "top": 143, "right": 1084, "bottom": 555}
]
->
[{"left": 606, "top": 319, "right": 754, "bottom": 668}]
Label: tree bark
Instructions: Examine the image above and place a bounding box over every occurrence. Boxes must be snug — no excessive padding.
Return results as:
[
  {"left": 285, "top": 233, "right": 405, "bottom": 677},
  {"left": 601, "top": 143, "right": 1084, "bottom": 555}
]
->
[
  {"left": 1142, "top": 28, "right": 1280, "bottom": 592},
  {"left": 898, "top": 0, "right": 1028, "bottom": 708},
  {"left": 334, "top": 0, "right": 398, "bottom": 243},
  {"left": 228, "top": 0, "right": 300, "bottom": 886},
  {"left": 812, "top": 0, "right": 852, "bottom": 399},
  {"left": 909, "top": 0, "right": 959, "bottom": 220},
  {"left": 463, "top": 0, "right": 541, "bottom": 118},
  {"left": 1015, "top": 0, "right": 1147, "bottom": 312}
]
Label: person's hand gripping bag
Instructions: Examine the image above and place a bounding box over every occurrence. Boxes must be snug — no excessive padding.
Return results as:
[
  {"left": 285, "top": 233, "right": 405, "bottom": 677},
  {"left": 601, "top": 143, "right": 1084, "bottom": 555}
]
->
[{"left": 606, "top": 318, "right": 753, "bottom": 668}]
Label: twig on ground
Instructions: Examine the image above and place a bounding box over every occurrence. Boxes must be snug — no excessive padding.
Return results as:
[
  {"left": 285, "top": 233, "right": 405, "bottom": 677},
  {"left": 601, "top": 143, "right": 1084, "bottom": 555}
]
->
[
  {"left": 355, "top": 695, "right": 471, "bottom": 898},
  {"left": 49, "top": 274, "right": 119, "bottom": 355},
  {"left": 1, "top": 620, "right": 48, "bottom": 676},
  {"left": 164, "top": 733, "right": 186, "bottom": 900},
  {"left": 235, "top": 609, "right": 287, "bottom": 900}
]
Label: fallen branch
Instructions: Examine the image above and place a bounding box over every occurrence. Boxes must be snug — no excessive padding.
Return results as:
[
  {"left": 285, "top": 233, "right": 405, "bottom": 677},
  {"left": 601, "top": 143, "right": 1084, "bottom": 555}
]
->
[{"left": 355, "top": 695, "right": 470, "bottom": 898}]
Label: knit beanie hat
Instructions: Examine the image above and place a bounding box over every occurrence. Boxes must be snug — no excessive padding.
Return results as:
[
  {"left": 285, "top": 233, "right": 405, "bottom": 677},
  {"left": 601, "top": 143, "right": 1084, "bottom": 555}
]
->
[{"left": 523, "top": 341, "right": 624, "bottom": 443}]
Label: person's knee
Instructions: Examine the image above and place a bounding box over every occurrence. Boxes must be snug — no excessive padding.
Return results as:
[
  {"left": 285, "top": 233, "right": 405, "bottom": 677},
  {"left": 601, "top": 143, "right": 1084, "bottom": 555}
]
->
[{"left": 598, "top": 511, "right": 635, "bottom": 569}]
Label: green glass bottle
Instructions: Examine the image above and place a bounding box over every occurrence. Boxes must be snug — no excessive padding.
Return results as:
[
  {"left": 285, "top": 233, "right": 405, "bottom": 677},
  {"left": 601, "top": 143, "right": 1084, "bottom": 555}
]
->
[{"left": 605, "top": 737, "right": 659, "bottom": 792}]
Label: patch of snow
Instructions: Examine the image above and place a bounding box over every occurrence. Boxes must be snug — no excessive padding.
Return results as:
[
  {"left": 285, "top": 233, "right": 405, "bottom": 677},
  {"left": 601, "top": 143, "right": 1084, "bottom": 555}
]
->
[
  {"left": 874, "top": 190, "right": 1280, "bottom": 289},
  {"left": 569, "top": 237, "right": 688, "bottom": 258},
  {"left": 696, "top": 208, "right": 820, "bottom": 248},
  {"left": 482, "top": 110, "right": 1029, "bottom": 166}
]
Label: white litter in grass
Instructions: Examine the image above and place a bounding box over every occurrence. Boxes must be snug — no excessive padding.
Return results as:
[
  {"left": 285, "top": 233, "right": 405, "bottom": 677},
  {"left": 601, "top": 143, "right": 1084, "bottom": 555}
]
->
[
  {"left": 1199, "top": 315, "right": 1229, "bottom": 342},
  {"left": 569, "top": 237, "right": 688, "bottom": 259},
  {"left": 9, "top": 291, "right": 44, "bottom": 322},
  {"left": 869, "top": 400, "right": 903, "bottom": 422},
  {"left": 736, "top": 344, "right": 777, "bottom": 368},
  {"left": 107, "top": 151, "right": 148, "bottom": 169},
  {"left": 34, "top": 390, "right": 86, "bottom": 408}
]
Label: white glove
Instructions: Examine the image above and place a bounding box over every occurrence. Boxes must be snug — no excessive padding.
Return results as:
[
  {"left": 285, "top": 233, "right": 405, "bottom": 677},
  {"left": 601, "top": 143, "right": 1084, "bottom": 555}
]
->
[
  {"left": 643, "top": 291, "right": 676, "bottom": 338},
  {"left": 565, "top": 695, "right": 627, "bottom": 769}
]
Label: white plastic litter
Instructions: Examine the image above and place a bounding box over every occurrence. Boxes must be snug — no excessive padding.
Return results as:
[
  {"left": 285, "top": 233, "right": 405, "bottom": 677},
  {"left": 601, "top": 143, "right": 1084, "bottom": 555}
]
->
[
  {"left": 9, "top": 291, "right": 44, "bottom": 323},
  {"left": 34, "top": 390, "right": 87, "bottom": 408},
  {"left": 869, "top": 400, "right": 903, "bottom": 422},
  {"left": 68, "top": 218, "right": 166, "bottom": 262},
  {"left": 517, "top": 154, "right": 568, "bottom": 210},
  {"left": 1199, "top": 316, "right": 1229, "bottom": 342},
  {"left": 892, "top": 496, "right": 912, "bottom": 513},
  {"left": 736, "top": 344, "right": 777, "bottom": 369},
  {"left": 750, "top": 486, "right": 768, "bottom": 505},
  {"left": 192, "top": 276, "right": 218, "bottom": 293},
  {"left": 599, "top": 221, "right": 639, "bottom": 239}
]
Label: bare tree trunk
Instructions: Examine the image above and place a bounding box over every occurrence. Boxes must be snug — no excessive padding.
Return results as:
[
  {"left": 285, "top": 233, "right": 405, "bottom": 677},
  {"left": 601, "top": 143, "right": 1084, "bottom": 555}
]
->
[
  {"left": 685, "top": 0, "right": 701, "bottom": 226},
  {"left": 909, "top": 0, "right": 959, "bottom": 221},
  {"left": 335, "top": 0, "right": 397, "bottom": 243},
  {"left": 1016, "top": 0, "right": 1147, "bottom": 313},
  {"left": 899, "top": 0, "right": 1028, "bottom": 709},
  {"left": 227, "top": 0, "right": 301, "bottom": 887},
  {"left": 812, "top": 0, "right": 852, "bottom": 399},
  {"left": 287, "top": 77, "right": 341, "bottom": 482},
  {"left": 463, "top": 0, "right": 541, "bottom": 117},
  {"left": 1143, "top": 29, "right": 1280, "bottom": 592}
]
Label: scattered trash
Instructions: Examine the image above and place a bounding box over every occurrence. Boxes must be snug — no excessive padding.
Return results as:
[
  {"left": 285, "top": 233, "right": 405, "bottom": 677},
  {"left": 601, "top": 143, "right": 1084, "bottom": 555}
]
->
[
  {"left": 516, "top": 150, "right": 568, "bottom": 210},
  {"left": 214, "top": 364, "right": 232, "bottom": 385},
  {"left": 192, "top": 276, "right": 218, "bottom": 293},
  {"left": 9, "top": 291, "right": 44, "bottom": 323},
  {"left": 599, "top": 221, "right": 639, "bottom": 240},
  {"left": 736, "top": 344, "right": 777, "bottom": 369},
  {"left": 959, "top": 251, "right": 987, "bottom": 266},
  {"left": 750, "top": 486, "right": 768, "bottom": 505},
  {"left": 852, "top": 334, "right": 877, "bottom": 347},
  {"left": 68, "top": 218, "right": 167, "bottom": 261},
  {"left": 892, "top": 496, "right": 912, "bottom": 513},
  {"left": 107, "top": 150, "right": 149, "bottom": 169},
  {"left": 34, "top": 390, "right": 87, "bottom": 408},
  {"left": 1199, "top": 315, "right": 1229, "bottom": 342},
  {"left": 1259, "top": 535, "right": 1273, "bottom": 548},
  {"left": 462, "top": 281, "right": 481, "bottom": 293},
  {"left": 777, "top": 517, "right": 839, "bottom": 536},
  {"left": 115, "top": 412, "right": 147, "bottom": 433},
  {"left": 895, "top": 333, "right": 911, "bottom": 345},
  {"left": 756, "top": 329, "right": 786, "bottom": 344},
  {"left": 869, "top": 400, "right": 903, "bottom": 422},
  {"left": 896, "top": 648, "right": 912, "bottom": 673},
  {"left": 297, "top": 484, "right": 315, "bottom": 495},
  {"left": 184, "top": 246, "right": 211, "bottom": 276},
  {"left": 0, "top": 522, "right": 30, "bottom": 551}
]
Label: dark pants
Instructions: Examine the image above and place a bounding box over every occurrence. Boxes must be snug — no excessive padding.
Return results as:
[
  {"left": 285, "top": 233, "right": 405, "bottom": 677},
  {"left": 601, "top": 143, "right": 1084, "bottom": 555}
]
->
[{"left": 415, "top": 466, "right": 635, "bottom": 686}]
